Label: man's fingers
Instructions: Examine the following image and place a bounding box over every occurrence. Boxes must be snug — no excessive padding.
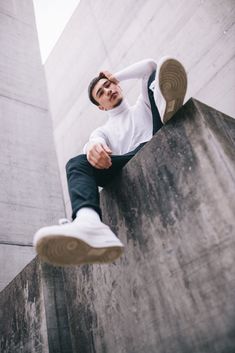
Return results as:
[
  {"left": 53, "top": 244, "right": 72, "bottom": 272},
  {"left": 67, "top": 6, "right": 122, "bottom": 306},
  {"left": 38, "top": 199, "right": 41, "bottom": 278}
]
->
[
  {"left": 95, "top": 144, "right": 112, "bottom": 159},
  {"left": 100, "top": 70, "right": 112, "bottom": 79},
  {"left": 101, "top": 144, "right": 112, "bottom": 155},
  {"left": 86, "top": 143, "right": 112, "bottom": 169},
  {"left": 88, "top": 156, "right": 112, "bottom": 169},
  {"left": 87, "top": 146, "right": 112, "bottom": 169},
  {"left": 95, "top": 144, "right": 107, "bottom": 155},
  {"left": 88, "top": 144, "right": 109, "bottom": 160},
  {"left": 109, "top": 75, "right": 119, "bottom": 84},
  {"left": 99, "top": 71, "right": 119, "bottom": 84}
]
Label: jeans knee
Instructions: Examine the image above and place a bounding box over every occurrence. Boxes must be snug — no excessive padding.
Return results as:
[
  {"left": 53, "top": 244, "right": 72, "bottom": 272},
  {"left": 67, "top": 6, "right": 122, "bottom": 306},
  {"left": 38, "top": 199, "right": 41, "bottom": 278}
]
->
[{"left": 65, "top": 154, "right": 87, "bottom": 174}]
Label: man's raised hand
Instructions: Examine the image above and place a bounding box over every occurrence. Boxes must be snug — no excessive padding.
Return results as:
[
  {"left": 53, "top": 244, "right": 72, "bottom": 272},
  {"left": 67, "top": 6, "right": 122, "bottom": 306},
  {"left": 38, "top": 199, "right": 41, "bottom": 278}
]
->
[
  {"left": 99, "top": 71, "right": 119, "bottom": 85},
  {"left": 87, "top": 143, "right": 112, "bottom": 169}
]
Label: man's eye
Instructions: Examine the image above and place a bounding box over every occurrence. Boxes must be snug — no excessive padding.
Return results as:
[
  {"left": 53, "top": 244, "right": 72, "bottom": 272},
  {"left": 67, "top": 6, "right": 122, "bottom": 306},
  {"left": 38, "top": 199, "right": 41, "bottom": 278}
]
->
[{"left": 105, "top": 81, "right": 111, "bottom": 87}]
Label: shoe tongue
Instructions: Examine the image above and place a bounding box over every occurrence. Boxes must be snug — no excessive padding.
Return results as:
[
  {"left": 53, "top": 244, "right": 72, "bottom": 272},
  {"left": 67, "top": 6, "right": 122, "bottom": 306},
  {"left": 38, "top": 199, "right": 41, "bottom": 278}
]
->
[{"left": 76, "top": 208, "right": 101, "bottom": 223}]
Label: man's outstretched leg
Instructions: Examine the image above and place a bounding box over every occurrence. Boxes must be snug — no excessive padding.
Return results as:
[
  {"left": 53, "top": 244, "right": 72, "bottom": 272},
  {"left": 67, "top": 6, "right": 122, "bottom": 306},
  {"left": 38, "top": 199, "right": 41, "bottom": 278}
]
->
[
  {"left": 33, "top": 148, "right": 141, "bottom": 266},
  {"left": 149, "top": 57, "right": 188, "bottom": 124}
]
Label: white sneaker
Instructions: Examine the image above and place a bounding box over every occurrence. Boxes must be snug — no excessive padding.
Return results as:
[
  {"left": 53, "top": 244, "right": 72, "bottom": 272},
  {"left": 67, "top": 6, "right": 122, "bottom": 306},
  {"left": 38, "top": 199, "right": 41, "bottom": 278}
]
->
[
  {"left": 153, "top": 56, "right": 187, "bottom": 124},
  {"left": 33, "top": 218, "right": 124, "bottom": 266}
]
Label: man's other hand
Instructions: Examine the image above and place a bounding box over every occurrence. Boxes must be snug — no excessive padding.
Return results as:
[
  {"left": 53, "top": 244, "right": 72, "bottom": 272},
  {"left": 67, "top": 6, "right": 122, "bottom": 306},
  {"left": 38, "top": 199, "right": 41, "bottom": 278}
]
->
[{"left": 87, "top": 143, "right": 112, "bottom": 169}]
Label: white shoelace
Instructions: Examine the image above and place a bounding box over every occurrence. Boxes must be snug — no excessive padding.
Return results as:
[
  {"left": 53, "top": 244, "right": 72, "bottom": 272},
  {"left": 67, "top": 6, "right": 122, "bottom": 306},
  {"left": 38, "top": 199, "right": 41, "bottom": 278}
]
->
[{"left": 58, "top": 218, "right": 71, "bottom": 225}]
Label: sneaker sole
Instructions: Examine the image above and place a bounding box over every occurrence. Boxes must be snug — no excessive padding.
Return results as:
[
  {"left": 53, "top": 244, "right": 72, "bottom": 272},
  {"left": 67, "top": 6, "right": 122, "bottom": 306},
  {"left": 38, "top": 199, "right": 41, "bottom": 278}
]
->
[
  {"left": 157, "top": 58, "right": 187, "bottom": 124},
  {"left": 36, "top": 235, "right": 124, "bottom": 266}
]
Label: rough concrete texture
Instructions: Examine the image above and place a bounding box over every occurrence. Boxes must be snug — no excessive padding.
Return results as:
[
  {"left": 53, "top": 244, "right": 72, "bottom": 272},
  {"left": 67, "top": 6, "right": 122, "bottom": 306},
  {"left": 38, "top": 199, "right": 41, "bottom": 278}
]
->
[
  {"left": 0, "top": 258, "right": 49, "bottom": 353},
  {"left": 0, "top": 99, "right": 234, "bottom": 353},
  {"left": 0, "top": 244, "right": 35, "bottom": 295},
  {"left": 61, "top": 99, "right": 235, "bottom": 353},
  {"left": 43, "top": 0, "right": 235, "bottom": 219},
  {"left": 0, "top": 0, "right": 65, "bottom": 290},
  {"left": 0, "top": 258, "right": 73, "bottom": 353},
  {"left": 41, "top": 263, "right": 73, "bottom": 353}
]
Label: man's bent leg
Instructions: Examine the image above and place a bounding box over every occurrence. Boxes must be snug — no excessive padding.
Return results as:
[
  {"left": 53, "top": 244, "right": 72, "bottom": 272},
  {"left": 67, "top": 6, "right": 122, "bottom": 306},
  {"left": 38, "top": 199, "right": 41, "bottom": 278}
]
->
[
  {"left": 149, "top": 57, "right": 187, "bottom": 124},
  {"left": 66, "top": 147, "right": 144, "bottom": 220},
  {"left": 148, "top": 70, "right": 163, "bottom": 135},
  {"left": 66, "top": 154, "right": 101, "bottom": 220},
  {"left": 33, "top": 146, "right": 144, "bottom": 266}
]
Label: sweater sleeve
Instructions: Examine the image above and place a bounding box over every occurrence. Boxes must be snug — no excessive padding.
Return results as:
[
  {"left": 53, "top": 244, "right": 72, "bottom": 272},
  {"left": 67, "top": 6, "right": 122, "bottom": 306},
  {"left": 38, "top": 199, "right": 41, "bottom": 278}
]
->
[
  {"left": 82, "top": 127, "right": 108, "bottom": 154},
  {"left": 114, "top": 58, "right": 157, "bottom": 107}
]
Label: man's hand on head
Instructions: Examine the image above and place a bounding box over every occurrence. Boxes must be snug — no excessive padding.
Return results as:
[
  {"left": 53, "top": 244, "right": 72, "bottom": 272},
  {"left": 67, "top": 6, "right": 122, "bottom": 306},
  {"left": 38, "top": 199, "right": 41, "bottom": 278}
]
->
[
  {"left": 87, "top": 143, "right": 112, "bottom": 169},
  {"left": 99, "top": 71, "right": 119, "bottom": 85}
]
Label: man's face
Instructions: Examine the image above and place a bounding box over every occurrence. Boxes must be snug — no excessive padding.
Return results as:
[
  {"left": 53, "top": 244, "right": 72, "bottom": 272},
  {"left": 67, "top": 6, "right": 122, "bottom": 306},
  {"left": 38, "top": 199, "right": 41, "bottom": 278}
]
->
[{"left": 92, "top": 78, "right": 123, "bottom": 110}]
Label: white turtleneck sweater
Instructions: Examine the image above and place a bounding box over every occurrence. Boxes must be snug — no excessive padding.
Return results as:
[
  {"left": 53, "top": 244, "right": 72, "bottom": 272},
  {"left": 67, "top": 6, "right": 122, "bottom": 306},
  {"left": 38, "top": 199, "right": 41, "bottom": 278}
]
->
[{"left": 83, "top": 59, "right": 157, "bottom": 155}]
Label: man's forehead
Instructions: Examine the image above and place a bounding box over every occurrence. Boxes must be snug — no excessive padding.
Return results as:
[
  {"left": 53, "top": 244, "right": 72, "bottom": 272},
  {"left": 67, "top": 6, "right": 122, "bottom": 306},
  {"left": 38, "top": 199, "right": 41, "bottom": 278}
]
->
[{"left": 93, "top": 78, "right": 108, "bottom": 96}]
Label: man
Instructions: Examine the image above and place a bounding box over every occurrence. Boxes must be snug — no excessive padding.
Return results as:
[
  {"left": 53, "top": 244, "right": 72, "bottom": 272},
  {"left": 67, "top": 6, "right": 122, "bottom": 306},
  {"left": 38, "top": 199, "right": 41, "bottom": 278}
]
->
[{"left": 34, "top": 57, "right": 187, "bottom": 266}]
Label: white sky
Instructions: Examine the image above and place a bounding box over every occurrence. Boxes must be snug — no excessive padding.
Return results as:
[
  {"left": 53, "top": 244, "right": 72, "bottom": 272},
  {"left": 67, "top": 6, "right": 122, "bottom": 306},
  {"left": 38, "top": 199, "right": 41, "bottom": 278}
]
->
[{"left": 33, "top": 0, "right": 80, "bottom": 64}]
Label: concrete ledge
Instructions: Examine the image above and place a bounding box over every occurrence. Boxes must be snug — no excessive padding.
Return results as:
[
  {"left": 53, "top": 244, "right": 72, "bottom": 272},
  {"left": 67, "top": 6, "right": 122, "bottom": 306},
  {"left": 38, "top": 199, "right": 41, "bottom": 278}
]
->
[
  {"left": 0, "top": 98, "right": 235, "bottom": 353},
  {"left": 63, "top": 98, "right": 235, "bottom": 353}
]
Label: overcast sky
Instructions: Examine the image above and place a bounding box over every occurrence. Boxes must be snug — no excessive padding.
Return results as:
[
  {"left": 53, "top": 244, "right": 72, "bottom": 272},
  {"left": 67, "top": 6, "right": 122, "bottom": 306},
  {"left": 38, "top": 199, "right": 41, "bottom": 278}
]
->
[{"left": 33, "top": 0, "right": 80, "bottom": 64}]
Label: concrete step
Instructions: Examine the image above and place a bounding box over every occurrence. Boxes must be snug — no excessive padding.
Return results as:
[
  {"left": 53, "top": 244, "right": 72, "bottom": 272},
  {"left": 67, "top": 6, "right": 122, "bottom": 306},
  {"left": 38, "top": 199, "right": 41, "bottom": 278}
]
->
[{"left": 0, "top": 98, "right": 235, "bottom": 353}]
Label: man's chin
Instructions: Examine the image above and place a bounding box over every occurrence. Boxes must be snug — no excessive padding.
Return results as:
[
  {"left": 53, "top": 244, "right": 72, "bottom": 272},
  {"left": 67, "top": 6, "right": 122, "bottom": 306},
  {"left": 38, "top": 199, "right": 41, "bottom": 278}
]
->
[{"left": 112, "top": 97, "right": 123, "bottom": 108}]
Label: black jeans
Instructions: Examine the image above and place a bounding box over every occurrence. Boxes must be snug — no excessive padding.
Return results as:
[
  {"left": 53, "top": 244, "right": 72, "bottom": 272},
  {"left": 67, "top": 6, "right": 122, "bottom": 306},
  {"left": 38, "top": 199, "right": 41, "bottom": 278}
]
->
[{"left": 66, "top": 71, "right": 162, "bottom": 220}]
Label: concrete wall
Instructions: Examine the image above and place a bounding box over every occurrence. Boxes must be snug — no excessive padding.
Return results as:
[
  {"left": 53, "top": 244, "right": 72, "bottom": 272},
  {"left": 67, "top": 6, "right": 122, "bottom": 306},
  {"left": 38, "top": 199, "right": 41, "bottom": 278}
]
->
[
  {"left": 62, "top": 99, "right": 235, "bottom": 353},
  {"left": 0, "top": 0, "right": 65, "bottom": 291},
  {"left": 44, "top": 0, "right": 235, "bottom": 219},
  {"left": 0, "top": 258, "right": 49, "bottom": 353},
  {"left": 0, "top": 257, "right": 74, "bottom": 353},
  {"left": 1, "top": 100, "right": 234, "bottom": 352}
]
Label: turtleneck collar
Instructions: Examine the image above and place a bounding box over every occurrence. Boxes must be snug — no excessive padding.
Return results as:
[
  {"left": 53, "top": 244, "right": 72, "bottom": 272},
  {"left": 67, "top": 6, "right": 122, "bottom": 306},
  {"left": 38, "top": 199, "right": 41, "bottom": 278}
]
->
[{"left": 107, "top": 99, "right": 130, "bottom": 117}]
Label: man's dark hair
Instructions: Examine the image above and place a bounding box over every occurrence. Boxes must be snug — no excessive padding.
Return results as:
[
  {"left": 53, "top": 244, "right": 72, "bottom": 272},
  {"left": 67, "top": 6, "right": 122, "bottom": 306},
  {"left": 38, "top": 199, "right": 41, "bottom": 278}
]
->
[{"left": 88, "top": 73, "right": 107, "bottom": 106}]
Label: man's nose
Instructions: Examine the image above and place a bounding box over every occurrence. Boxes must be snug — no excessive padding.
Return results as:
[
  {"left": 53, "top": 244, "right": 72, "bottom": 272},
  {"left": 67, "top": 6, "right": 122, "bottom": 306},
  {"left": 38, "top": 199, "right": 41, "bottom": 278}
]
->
[{"left": 107, "top": 89, "right": 112, "bottom": 96}]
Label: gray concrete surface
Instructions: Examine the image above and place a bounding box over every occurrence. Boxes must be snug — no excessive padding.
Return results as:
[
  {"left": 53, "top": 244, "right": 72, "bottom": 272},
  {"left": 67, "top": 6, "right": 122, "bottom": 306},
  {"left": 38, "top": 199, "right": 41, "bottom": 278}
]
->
[
  {"left": 0, "top": 99, "right": 234, "bottom": 352},
  {"left": 43, "top": 0, "right": 235, "bottom": 220},
  {"left": 62, "top": 99, "right": 235, "bottom": 353},
  {"left": 0, "top": 258, "right": 49, "bottom": 353},
  {"left": 0, "top": 0, "right": 65, "bottom": 291},
  {"left": 0, "top": 258, "right": 73, "bottom": 353},
  {"left": 41, "top": 262, "right": 73, "bottom": 353}
]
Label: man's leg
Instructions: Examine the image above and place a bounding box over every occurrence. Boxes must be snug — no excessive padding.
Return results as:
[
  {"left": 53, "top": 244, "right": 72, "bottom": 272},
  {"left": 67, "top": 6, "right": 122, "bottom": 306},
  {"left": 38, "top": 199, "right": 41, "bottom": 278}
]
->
[
  {"left": 147, "top": 70, "right": 163, "bottom": 135},
  {"left": 66, "top": 143, "right": 145, "bottom": 221},
  {"left": 33, "top": 144, "right": 145, "bottom": 266}
]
